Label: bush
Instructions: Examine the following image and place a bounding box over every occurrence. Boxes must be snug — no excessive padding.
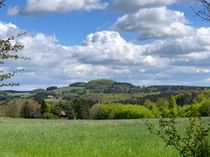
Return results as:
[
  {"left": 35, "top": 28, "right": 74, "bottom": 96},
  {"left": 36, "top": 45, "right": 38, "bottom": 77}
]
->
[
  {"left": 146, "top": 116, "right": 210, "bottom": 157},
  {"left": 21, "top": 100, "right": 41, "bottom": 118},
  {"left": 52, "top": 101, "right": 75, "bottom": 119},
  {"left": 71, "top": 99, "right": 95, "bottom": 119},
  {"left": 97, "top": 104, "right": 153, "bottom": 119},
  {"left": 89, "top": 104, "right": 101, "bottom": 119},
  {"left": 34, "top": 98, "right": 48, "bottom": 115},
  {"left": 143, "top": 100, "right": 159, "bottom": 117},
  {"left": 42, "top": 112, "right": 56, "bottom": 119},
  {"left": 178, "top": 104, "right": 201, "bottom": 117},
  {"left": 0, "top": 99, "right": 42, "bottom": 118},
  {"left": 199, "top": 100, "right": 210, "bottom": 116},
  {"left": 1, "top": 100, "right": 23, "bottom": 118}
]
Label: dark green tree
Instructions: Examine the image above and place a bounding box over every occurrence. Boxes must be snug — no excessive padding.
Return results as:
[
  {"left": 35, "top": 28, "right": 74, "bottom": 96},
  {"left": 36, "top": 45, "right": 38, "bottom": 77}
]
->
[
  {"left": 52, "top": 101, "right": 75, "bottom": 119},
  {"left": 71, "top": 99, "right": 95, "bottom": 119}
]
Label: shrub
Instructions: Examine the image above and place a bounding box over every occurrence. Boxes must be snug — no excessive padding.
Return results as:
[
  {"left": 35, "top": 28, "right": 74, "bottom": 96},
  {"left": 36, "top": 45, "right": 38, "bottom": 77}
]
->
[
  {"left": 34, "top": 98, "right": 48, "bottom": 115},
  {"left": 21, "top": 100, "right": 41, "bottom": 118},
  {"left": 178, "top": 104, "right": 201, "bottom": 118},
  {"left": 6, "top": 102, "right": 23, "bottom": 118},
  {"left": 97, "top": 104, "right": 153, "bottom": 119},
  {"left": 42, "top": 112, "right": 56, "bottom": 119},
  {"left": 155, "top": 96, "right": 178, "bottom": 118},
  {"left": 2, "top": 100, "right": 22, "bottom": 118},
  {"left": 52, "top": 101, "right": 75, "bottom": 119},
  {"left": 146, "top": 116, "right": 210, "bottom": 157},
  {"left": 71, "top": 99, "right": 95, "bottom": 119},
  {"left": 168, "top": 96, "right": 178, "bottom": 117},
  {"left": 0, "top": 99, "right": 42, "bottom": 118},
  {"left": 199, "top": 100, "right": 210, "bottom": 116},
  {"left": 89, "top": 104, "right": 101, "bottom": 119}
]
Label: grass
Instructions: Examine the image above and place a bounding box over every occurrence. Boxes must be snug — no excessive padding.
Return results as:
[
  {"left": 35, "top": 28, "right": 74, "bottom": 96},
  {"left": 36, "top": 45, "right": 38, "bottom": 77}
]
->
[{"left": 0, "top": 118, "right": 189, "bottom": 157}]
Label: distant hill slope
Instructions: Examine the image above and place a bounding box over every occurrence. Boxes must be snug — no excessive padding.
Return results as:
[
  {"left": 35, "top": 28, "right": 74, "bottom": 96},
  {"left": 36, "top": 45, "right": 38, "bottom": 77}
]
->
[{"left": 0, "top": 79, "right": 209, "bottom": 101}]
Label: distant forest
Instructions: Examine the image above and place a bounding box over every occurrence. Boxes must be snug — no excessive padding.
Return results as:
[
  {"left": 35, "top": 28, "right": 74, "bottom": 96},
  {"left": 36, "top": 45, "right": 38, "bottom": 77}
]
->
[{"left": 0, "top": 79, "right": 210, "bottom": 119}]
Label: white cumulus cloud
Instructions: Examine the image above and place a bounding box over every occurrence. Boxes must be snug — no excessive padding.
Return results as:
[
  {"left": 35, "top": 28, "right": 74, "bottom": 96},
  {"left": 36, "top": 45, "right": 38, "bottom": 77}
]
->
[
  {"left": 111, "top": 0, "right": 183, "bottom": 13},
  {"left": 113, "top": 7, "right": 195, "bottom": 40},
  {"left": 1, "top": 21, "right": 210, "bottom": 89},
  {"left": 8, "top": 0, "right": 108, "bottom": 15}
]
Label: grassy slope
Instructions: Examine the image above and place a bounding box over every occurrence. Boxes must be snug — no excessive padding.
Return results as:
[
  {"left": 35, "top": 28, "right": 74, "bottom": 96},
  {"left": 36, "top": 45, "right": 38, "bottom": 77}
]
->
[{"left": 0, "top": 119, "right": 181, "bottom": 157}]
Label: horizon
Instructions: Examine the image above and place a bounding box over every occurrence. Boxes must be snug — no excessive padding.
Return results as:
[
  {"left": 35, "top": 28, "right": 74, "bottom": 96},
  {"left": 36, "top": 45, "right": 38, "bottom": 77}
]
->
[
  {"left": 1, "top": 0, "right": 210, "bottom": 90},
  {"left": 2, "top": 79, "right": 210, "bottom": 91}
]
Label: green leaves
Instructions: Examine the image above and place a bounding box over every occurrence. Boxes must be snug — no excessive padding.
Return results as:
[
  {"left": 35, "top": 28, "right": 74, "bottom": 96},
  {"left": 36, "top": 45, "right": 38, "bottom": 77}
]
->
[
  {"left": 0, "top": 33, "right": 27, "bottom": 87},
  {"left": 146, "top": 117, "right": 210, "bottom": 157}
]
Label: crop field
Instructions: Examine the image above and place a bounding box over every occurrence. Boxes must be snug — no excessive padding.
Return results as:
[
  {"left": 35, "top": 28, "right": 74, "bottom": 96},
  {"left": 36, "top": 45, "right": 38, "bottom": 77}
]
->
[{"left": 0, "top": 118, "right": 208, "bottom": 157}]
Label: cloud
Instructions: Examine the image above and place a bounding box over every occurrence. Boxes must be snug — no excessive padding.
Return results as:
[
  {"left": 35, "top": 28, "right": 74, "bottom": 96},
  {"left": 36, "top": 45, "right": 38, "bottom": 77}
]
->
[
  {"left": 0, "top": 22, "right": 23, "bottom": 37},
  {"left": 111, "top": 0, "right": 180, "bottom": 13},
  {"left": 113, "top": 7, "right": 195, "bottom": 40},
  {"left": 71, "top": 31, "right": 155, "bottom": 66},
  {"left": 8, "top": 0, "right": 108, "bottom": 16},
  {"left": 147, "top": 27, "right": 210, "bottom": 57},
  {"left": 1, "top": 21, "right": 210, "bottom": 89}
]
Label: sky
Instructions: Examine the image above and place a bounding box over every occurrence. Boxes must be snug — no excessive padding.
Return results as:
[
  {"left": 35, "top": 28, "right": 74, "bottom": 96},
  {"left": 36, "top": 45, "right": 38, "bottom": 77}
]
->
[{"left": 0, "top": 0, "right": 210, "bottom": 90}]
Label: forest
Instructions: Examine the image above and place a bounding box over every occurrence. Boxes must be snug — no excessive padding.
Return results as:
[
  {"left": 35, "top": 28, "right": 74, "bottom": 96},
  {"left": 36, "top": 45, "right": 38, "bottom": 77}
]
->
[{"left": 0, "top": 79, "right": 209, "bottom": 119}]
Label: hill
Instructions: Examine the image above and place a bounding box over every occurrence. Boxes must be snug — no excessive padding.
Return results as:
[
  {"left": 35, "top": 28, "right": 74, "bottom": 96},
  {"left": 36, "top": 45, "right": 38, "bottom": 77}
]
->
[{"left": 0, "top": 79, "right": 209, "bottom": 102}]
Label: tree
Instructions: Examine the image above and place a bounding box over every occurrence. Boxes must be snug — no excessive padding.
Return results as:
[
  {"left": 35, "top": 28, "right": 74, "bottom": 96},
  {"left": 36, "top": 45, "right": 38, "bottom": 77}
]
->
[
  {"left": 21, "top": 100, "right": 42, "bottom": 118},
  {"left": 71, "top": 99, "right": 95, "bottom": 119},
  {"left": 146, "top": 112, "right": 210, "bottom": 157},
  {"left": 0, "top": 0, "right": 26, "bottom": 87},
  {"left": 52, "top": 101, "right": 75, "bottom": 119},
  {"left": 168, "top": 96, "right": 178, "bottom": 117},
  {"left": 192, "top": 0, "right": 210, "bottom": 21}
]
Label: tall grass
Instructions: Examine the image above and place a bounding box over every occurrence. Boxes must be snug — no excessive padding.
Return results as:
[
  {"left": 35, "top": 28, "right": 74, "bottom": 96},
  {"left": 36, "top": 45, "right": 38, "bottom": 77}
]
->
[{"left": 0, "top": 119, "right": 188, "bottom": 157}]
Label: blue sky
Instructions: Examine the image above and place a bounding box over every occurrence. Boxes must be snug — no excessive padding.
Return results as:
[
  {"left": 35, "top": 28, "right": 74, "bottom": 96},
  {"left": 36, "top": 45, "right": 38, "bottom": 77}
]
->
[{"left": 1, "top": 0, "right": 210, "bottom": 90}]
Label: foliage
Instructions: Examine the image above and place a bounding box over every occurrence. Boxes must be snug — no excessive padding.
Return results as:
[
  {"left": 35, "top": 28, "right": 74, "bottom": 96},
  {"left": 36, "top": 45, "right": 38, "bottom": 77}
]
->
[
  {"left": 42, "top": 112, "right": 56, "bottom": 119},
  {"left": 0, "top": 100, "right": 23, "bottom": 117},
  {"left": 0, "top": 35, "right": 26, "bottom": 86},
  {"left": 156, "top": 98, "right": 170, "bottom": 118},
  {"left": 69, "top": 82, "right": 87, "bottom": 87},
  {"left": 86, "top": 79, "right": 116, "bottom": 93},
  {"left": 0, "top": 0, "right": 26, "bottom": 87},
  {"left": 21, "top": 100, "right": 41, "bottom": 118},
  {"left": 0, "top": 99, "right": 44, "bottom": 118},
  {"left": 97, "top": 104, "right": 153, "bottom": 119},
  {"left": 35, "top": 98, "right": 48, "bottom": 115},
  {"left": 1, "top": 82, "right": 210, "bottom": 119},
  {"left": 146, "top": 116, "right": 210, "bottom": 157},
  {"left": 143, "top": 99, "right": 161, "bottom": 117},
  {"left": 89, "top": 103, "right": 101, "bottom": 119},
  {"left": 71, "top": 99, "right": 95, "bottom": 119},
  {"left": 199, "top": 99, "right": 210, "bottom": 116},
  {"left": 168, "top": 96, "right": 178, "bottom": 117},
  {"left": 46, "top": 86, "right": 58, "bottom": 91},
  {"left": 52, "top": 101, "right": 75, "bottom": 119},
  {"left": 1, "top": 80, "right": 210, "bottom": 104}
]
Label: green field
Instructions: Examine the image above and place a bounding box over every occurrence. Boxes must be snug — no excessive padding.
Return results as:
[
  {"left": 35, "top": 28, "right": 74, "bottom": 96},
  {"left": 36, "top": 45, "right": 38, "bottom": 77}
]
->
[{"left": 0, "top": 118, "right": 201, "bottom": 157}]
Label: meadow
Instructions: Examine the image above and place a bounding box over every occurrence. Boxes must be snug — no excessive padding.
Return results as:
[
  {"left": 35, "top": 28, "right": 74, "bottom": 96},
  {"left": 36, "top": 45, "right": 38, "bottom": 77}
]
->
[{"left": 0, "top": 118, "right": 183, "bottom": 157}]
